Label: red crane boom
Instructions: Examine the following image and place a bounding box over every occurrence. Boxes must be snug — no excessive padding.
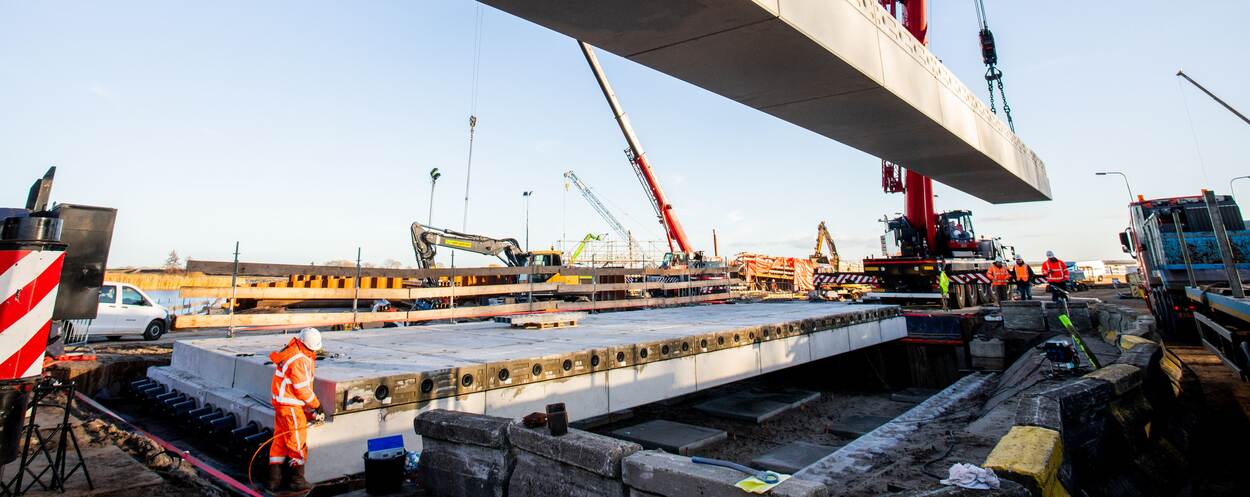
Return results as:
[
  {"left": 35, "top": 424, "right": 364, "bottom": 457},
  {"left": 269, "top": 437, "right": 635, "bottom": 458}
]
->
[
  {"left": 578, "top": 41, "right": 692, "bottom": 254},
  {"left": 880, "top": 0, "right": 937, "bottom": 251}
]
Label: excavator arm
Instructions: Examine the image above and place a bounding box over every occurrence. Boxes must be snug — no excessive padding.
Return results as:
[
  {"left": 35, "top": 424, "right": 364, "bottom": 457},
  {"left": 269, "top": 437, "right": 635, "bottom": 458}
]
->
[
  {"left": 812, "top": 221, "right": 840, "bottom": 268},
  {"left": 410, "top": 222, "right": 528, "bottom": 269}
]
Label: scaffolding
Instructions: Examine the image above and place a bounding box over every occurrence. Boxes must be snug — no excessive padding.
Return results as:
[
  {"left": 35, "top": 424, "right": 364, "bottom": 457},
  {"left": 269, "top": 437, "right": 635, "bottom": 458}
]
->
[{"left": 558, "top": 239, "right": 667, "bottom": 268}]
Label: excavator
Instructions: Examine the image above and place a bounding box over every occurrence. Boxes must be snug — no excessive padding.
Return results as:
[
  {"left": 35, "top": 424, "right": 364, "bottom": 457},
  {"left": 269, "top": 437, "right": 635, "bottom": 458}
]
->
[
  {"left": 810, "top": 221, "right": 840, "bottom": 269},
  {"left": 409, "top": 222, "right": 581, "bottom": 284}
]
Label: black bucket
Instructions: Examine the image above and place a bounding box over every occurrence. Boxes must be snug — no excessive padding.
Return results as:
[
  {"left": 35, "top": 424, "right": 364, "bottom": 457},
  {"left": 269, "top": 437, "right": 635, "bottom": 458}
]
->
[
  {"left": 0, "top": 378, "right": 38, "bottom": 464},
  {"left": 362, "top": 450, "right": 406, "bottom": 495}
]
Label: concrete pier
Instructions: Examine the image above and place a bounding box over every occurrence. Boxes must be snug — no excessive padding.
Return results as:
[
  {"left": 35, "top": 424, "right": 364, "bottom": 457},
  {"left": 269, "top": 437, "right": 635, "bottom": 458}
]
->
[{"left": 146, "top": 301, "right": 905, "bottom": 481}]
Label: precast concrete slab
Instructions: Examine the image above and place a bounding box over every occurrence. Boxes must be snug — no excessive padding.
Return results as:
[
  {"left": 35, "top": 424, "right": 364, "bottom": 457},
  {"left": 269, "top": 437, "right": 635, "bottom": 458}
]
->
[
  {"left": 478, "top": 0, "right": 1051, "bottom": 203},
  {"left": 609, "top": 420, "right": 728, "bottom": 455},
  {"left": 825, "top": 414, "right": 893, "bottom": 438},
  {"left": 693, "top": 389, "right": 819, "bottom": 423},
  {"left": 146, "top": 301, "right": 903, "bottom": 482},
  {"left": 750, "top": 441, "right": 838, "bottom": 474}
]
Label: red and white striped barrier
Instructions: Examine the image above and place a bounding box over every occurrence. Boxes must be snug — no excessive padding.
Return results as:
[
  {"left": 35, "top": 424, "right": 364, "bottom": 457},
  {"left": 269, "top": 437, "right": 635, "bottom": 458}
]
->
[
  {"left": 813, "top": 273, "right": 881, "bottom": 285},
  {"left": 948, "top": 273, "right": 992, "bottom": 285},
  {"left": 0, "top": 246, "right": 65, "bottom": 381}
]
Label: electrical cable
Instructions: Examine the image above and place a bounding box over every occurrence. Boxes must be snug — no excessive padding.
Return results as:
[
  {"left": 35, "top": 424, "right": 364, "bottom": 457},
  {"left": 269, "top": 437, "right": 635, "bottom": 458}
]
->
[
  {"left": 920, "top": 430, "right": 958, "bottom": 479},
  {"left": 1176, "top": 77, "right": 1212, "bottom": 188}
]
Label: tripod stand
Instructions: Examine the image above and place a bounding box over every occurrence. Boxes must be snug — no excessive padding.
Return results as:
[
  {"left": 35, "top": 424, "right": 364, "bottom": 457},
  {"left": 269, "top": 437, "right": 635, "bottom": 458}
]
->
[{"left": 0, "top": 380, "right": 91, "bottom": 496}]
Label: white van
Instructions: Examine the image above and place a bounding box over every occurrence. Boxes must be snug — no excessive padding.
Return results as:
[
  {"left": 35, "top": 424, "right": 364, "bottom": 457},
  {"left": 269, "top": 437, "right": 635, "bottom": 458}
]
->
[{"left": 88, "top": 282, "right": 171, "bottom": 340}]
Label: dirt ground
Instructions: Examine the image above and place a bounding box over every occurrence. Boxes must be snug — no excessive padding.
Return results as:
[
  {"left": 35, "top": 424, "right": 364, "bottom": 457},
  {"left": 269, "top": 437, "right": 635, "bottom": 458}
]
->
[{"left": 593, "top": 352, "right": 1009, "bottom": 495}]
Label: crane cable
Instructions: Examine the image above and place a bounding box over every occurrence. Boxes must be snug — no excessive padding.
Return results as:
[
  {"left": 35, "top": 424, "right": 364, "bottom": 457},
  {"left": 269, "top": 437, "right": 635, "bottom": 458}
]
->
[{"left": 973, "top": 0, "right": 1015, "bottom": 132}]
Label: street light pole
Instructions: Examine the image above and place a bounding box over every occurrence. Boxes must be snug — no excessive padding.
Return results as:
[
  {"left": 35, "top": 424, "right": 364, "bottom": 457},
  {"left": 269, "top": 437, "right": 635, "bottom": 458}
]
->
[
  {"left": 428, "top": 168, "right": 441, "bottom": 225},
  {"left": 522, "top": 191, "right": 533, "bottom": 251},
  {"left": 1095, "top": 171, "right": 1135, "bottom": 202},
  {"left": 1229, "top": 175, "right": 1250, "bottom": 198}
]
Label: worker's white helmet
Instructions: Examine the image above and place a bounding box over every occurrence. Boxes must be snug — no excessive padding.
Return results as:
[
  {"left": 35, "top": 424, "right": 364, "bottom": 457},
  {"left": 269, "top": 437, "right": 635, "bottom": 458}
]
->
[
  {"left": 1015, "top": 255, "right": 1024, "bottom": 262},
  {"left": 995, "top": 258, "right": 1004, "bottom": 264},
  {"left": 298, "top": 327, "right": 323, "bottom": 351},
  {"left": 1045, "top": 250, "right": 1055, "bottom": 258}
]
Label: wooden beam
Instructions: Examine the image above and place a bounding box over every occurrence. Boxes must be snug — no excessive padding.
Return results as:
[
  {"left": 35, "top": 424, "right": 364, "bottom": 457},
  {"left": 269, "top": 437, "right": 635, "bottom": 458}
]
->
[
  {"left": 186, "top": 259, "right": 559, "bottom": 278},
  {"left": 187, "top": 258, "right": 731, "bottom": 279},
  {"left": 171, "top": 292, "right": 733, "bottom": 329},
  {"left": 180, "top": 279, "right": 740, "bottom": 300},
  {"left": 179, "top": 283, "right": 563, "bottom": 300}
]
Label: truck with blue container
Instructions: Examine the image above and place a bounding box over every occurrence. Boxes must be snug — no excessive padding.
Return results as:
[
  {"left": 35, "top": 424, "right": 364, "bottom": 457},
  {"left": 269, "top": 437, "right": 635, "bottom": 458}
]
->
[{"left": 1119, "top": 192, "right": 1250, "bottom": 335}]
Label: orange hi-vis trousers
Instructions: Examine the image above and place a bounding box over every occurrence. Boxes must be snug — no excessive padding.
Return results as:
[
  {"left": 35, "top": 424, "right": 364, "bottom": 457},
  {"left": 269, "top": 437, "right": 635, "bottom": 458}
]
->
[{"left": 269, "top": 406, "right": 308, "bottom": 466}]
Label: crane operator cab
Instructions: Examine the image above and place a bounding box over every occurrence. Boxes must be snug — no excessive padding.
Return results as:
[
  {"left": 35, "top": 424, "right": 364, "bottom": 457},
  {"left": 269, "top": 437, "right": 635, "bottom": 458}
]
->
[{"left": 937, "top": 210, "right": 979, "bottom": 256}]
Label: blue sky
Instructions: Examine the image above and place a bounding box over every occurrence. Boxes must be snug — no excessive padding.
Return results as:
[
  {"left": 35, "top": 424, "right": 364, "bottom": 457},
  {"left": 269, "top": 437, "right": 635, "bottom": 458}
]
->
[{"left": 2, "top": 1, "right": 1247, "bottom": 268}]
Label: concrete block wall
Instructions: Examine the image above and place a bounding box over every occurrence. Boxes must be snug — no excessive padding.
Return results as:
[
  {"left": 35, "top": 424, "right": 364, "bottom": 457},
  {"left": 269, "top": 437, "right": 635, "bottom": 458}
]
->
[
  {"left": 984, "top": 303, "right": 1161, "bottom": 497},
  {"left": 1001, "top": 299, "right": 1100, "bottom": 333},
  {"left": 413, "top": 410, "right": 827, "bottom": 497}
]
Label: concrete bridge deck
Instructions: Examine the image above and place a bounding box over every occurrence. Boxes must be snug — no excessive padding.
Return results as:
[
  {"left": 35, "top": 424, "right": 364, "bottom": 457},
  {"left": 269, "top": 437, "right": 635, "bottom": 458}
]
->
[
  {"left": 479, "top": 0, "right": 1050, "bottom": 203},
  {"left": 146, "top": 301, "right": 905, "bottom": 481}
]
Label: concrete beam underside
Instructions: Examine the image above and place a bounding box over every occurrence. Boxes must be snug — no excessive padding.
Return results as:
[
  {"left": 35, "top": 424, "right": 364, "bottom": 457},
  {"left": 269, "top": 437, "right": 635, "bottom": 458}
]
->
[
  {"left": 146, "top": 302, "right": 906, "bottom": 482},
  {"left": 478, "top": 0, "right": 1050, "bottom": 203}
]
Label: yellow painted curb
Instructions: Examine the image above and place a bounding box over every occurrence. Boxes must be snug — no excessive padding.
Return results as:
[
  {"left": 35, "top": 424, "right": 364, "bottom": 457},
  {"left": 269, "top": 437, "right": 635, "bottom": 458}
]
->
[
  {"left": 985, "top": 426, "right": 1070, "bottom": 497},
  {"left": 1118, "top": 334, "right": 1154, "bottom": 351}
]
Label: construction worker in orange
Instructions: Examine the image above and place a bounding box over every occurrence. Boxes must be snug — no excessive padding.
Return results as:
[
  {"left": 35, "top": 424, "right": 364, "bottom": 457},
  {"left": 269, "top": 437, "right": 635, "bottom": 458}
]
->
[
  {"left": 267, "top": 327, "right": 326, "bottom": 492},
  {"left": 986, "top": 258, "right": 1011, "bottom": 305},
  {"left": 1040, "top": 250, "right": 1071, "bottom": 303},
  {"left": 1011, "top": 256, "right": 1036, "bottom": 300}
]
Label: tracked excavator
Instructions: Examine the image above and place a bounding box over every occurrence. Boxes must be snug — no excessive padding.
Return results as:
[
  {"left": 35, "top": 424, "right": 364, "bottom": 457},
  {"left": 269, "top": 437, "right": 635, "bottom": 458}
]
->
[
  {"left": 811, "top": 221, "right": 840, "bottom": 269},
  {"left": 409, "top": 222, "right": 579, "bottom": 284}
]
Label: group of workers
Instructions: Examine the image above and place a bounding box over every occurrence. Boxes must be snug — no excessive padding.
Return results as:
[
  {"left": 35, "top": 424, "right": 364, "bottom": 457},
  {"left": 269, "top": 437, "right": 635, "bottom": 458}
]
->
[{"left": 986, "top": 250, "right": 1071, "bottom": 303}]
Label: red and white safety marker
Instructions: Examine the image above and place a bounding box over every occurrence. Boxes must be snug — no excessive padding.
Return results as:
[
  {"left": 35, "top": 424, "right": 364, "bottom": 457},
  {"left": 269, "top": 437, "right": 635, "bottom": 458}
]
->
[{"left": 0, "top": 247, "right": 65, "bottom": 381}]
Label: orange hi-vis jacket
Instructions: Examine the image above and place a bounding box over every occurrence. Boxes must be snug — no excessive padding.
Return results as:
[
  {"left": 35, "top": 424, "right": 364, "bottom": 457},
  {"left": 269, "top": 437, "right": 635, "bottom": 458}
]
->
[
  {"left": 268, "top": 339, "right": 320, "bottom": 466},
  {"left": 986, "top": 264, "right": 1011, "bottom": 286},
  {"left": 1040, "top": 259, "right": 1070, "bottom": 283},
  {"left": 270, "top": 339, "right": 320, "bottom": 410}
]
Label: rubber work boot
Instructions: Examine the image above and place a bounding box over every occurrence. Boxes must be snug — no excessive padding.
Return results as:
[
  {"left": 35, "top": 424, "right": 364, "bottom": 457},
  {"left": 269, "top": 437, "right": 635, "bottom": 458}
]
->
[
  {"left": 265, "top": 464, "right": 283, "bottom": 492},
  {"left": 286, "top": 463, "right": 312, "bottom": 492}
]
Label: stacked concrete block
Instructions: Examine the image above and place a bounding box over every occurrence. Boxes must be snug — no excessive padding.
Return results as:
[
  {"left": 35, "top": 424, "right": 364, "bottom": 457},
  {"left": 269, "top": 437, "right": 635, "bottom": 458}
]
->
[
  {"left": 414, "top": 410, "right": 515, "bottom": 497},
  {"left": 506, "top": 423, "right": 641, "bottom": 497},
  {"left": 971, "top": 337, "right": 1007, "bottom": 370},
  {"left": 1001, "top": 301, "right": 1046, "bottom": 331},
  {"left": 624, "top": 451, "right": 828, "bottom": 497},
  {"left": 1044, "top": 301, "right": 1092, "bottom": 332}
]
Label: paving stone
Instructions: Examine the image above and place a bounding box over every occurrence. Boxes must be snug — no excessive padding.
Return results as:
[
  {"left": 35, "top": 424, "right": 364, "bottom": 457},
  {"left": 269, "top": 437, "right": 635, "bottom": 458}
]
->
[
  {"left": 1015, "top": 394, "right": 1062, "bottom": 433},
  {"left": 824, "top": 414, "right": 892, "bottom": 438},
  {"left": 417, "top": 438, "right": 514, "bottom": 497},
  {"left": 610, "top": 420, "right": 727, "bottom": 455},
  {"left": 749, "top": 441, "right": 838, "bottom": 474},
  {"left": 890, "top": 387, "right": 938, "bottom": 404},
  {"left": 508, "top": 450, "right": 628, "bottom": 497},
  {"left": 1037, "top": 377, "right": 1114, "bottom": 422},
  {"left": 414, "top": 409, "right": 510, "bottom": 448},
  {"left": 507, "top": 422, "right": 642, "bottom": 477},
  {"left": 693, "top": 389, "right": 817, "bottom": 424},
  {"left": 1084, "top": 364, "right": 1143, "bottom": 396},
  {"left": 623, "top": 451, "right": 829, "bottom": 497}
]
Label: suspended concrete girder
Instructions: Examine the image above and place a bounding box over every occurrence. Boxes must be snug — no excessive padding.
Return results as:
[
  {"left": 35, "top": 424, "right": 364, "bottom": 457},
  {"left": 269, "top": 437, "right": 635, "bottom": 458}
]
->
[{"left": 478, "top": 0, "right": 1051, "bottom": 203}]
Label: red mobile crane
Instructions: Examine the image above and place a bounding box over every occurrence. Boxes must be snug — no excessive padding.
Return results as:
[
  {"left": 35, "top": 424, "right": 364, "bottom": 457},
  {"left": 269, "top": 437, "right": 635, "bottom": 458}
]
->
[
  {"left": 578, "top": 41, "right": 716, "bottom": 268},
  {"left": 858, "top": 0, "right": 1016, "bottom": 308}
]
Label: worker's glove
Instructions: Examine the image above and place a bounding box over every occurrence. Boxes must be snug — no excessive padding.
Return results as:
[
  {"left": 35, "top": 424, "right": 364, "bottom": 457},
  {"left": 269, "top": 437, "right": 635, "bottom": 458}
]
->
[{"left": 311, "top": 406, "right": 326, "bottom": 423}]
